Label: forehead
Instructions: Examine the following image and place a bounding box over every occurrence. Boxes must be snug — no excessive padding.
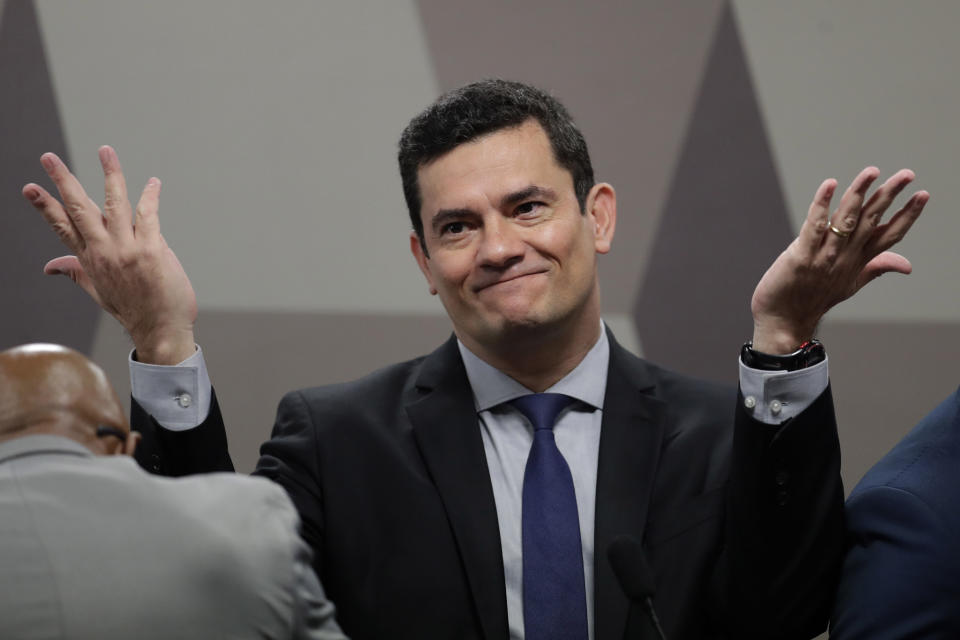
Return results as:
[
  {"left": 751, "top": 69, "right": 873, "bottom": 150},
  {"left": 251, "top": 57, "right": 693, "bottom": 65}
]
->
[{"left": 417, "top": 120, "right": 573, "bottom": 215}]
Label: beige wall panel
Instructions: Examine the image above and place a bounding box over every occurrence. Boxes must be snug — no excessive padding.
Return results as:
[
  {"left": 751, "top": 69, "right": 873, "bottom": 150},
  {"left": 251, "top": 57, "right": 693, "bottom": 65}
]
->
[
  {"left": 35, "top": 0, "right": 441, "bottom": 315},
  {"left": 734, "top": 1, "right": 960, "bottom": 322}
]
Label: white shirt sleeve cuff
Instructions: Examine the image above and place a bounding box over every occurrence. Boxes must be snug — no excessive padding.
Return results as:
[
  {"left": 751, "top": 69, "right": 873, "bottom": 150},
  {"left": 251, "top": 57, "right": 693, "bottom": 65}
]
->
[
  {"left": 128, "top": 346, "right": 212, "bottom": 431},
  {"left": 738, "top": 356, "right": 829, "bottom": 425}
]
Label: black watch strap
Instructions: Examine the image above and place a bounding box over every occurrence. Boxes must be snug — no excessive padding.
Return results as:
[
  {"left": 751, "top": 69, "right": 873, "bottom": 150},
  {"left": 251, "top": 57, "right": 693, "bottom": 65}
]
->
[{"left": 740, "top": 339, "right": 826, "bottom": 371}]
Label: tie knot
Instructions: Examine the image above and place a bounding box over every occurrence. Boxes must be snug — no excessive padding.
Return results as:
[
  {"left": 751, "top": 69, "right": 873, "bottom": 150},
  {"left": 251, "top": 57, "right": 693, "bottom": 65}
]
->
[{"left": 510, "top": 393, "right": 575, "bottom": 431}]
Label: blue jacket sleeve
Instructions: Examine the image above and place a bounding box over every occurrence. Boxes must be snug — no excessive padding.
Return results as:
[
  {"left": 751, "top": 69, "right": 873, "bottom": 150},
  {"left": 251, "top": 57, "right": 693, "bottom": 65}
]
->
[{"left": 831, "top": 484, "right": 960, "bottom": 638}]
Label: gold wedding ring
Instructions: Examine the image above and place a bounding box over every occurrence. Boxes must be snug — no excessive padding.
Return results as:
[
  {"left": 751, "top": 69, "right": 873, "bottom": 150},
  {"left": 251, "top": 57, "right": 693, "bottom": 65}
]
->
[{"left": 828, "top": 223, "right": 851, "bottom": 238}]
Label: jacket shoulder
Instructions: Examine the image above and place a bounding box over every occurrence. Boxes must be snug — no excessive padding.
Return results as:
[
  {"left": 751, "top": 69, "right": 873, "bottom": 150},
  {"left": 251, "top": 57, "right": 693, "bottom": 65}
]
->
[
  {"left": 849, "top": 387, "right": 960, "bottom": 523},
  {"left": 278, "top": 352, "right": 432, "bottom": 432},
  {"left": 613, "top": 344, "right": 735, "bottom": 419}
]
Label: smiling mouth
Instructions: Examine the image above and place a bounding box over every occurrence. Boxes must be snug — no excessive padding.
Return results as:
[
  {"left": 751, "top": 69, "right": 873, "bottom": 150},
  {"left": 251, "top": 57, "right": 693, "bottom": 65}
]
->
[{"left": 474, "top": 271, "right": 547, "bottom": 293}]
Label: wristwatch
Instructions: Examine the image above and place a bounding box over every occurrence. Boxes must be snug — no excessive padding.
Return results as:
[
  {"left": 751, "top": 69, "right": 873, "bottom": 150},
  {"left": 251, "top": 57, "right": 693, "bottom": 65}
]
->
[{"left": 740, "top": 339, "right": 826, "bottom": 371}]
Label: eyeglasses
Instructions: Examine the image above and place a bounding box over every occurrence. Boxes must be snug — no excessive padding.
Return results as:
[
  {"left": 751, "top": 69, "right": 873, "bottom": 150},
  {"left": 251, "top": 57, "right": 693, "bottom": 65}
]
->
[{"left": 95, "top": 425, "right": 129, "bottom": 443}]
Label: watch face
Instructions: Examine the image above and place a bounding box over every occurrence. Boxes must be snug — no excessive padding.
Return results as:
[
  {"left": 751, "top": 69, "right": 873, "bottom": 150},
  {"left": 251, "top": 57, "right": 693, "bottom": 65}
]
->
[
  {"left": 742, "top": 340, "right": 824, "bottom": 371},
  {"left": 802, "top": 342, "right": 826, "bottom": 367}
]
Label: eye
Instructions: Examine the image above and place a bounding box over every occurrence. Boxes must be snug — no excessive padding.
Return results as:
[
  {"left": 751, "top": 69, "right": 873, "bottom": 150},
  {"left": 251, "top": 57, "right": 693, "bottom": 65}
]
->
[
  {"left": 441, "top": 221, "right": 467, "bottom": 236},
  {"left": 515, "top": 201, "right": 545, "bottom": 216}
]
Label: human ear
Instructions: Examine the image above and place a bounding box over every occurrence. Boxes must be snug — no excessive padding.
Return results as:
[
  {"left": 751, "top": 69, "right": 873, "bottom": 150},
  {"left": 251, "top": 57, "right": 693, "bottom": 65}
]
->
[
  {"left": 585, "top": 183, "right": 616, "bottom": 254},
  {"left": 123, "top": 431, "right": 141, "bottom": 457},
  {"left": 409, "top": 231, "right": 438, "bottom": 295}
]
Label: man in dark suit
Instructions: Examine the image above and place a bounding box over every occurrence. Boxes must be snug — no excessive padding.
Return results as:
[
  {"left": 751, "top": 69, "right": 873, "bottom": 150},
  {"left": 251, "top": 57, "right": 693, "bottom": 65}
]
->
[
  {"left": 830, "top": 388, "right": 960, "bottom": 638},
  {"left": 24, "top": 79, "right": 928, "bottom": 639}
]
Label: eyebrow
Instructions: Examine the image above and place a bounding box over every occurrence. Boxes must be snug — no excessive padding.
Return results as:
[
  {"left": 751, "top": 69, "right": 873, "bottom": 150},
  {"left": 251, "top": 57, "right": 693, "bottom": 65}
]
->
[
  {"left": 429, "top": 185, "right": 558, "bottom": 235},
  {"left": 499, "top": 185, "right": 557, "bottom": 209}
]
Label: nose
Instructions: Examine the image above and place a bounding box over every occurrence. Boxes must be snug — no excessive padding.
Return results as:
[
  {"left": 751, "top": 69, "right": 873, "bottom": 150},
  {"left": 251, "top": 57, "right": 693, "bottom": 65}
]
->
[{"left": 476, "top": 216, "right": 525, "bottom": 269}]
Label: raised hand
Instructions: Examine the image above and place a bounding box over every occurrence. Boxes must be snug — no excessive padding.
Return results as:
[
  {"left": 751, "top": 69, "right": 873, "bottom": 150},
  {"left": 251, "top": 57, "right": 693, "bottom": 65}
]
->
[
  {"left": 22, "top": 146, "right": 197, "bottom": 364},
  {"left": 751, "top": 167, "right": 929, "bottom": 354}
]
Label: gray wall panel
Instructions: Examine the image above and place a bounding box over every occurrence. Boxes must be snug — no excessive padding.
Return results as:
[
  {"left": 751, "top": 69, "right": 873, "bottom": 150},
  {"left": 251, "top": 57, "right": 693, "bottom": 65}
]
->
[
  {"left": 819, "top": 319, "right": 960, "bottom": 494},
  {"left": 0, "top": 0, "right": 99, "bottom": 353},
  {"left": 734, "top": 0, "right": 960, "bottom": 323},
  {"left": 34, "top": 0, "right": 441, "bottom": 315},
  {"left": 636, "top": 3, "right": 792, "bottom": 383}
]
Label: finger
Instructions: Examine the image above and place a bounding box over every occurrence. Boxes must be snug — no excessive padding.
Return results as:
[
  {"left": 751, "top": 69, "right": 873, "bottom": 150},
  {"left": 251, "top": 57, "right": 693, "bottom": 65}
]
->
[
  {"left": 795, "top": 178, "right": 837, "bottom": 259},
  {"left": 865, "top": 191, "right": 929, "bottom": 256},
  {"left": 134, "top": 177, "right": 162, "bottom": 241},
  {"left": 99, "top": 145, "right": 135, "bottom": 241},
  {"left": 853, "top": 251, "right": 913, "bottom": 292},
  {"left": 822, "top": 166, "right": 880, "bottom": 257},
  {"left": 22, "top": 182, "right": 85, "bottom": 252},
  {"left": 850, "top": 169, "right": 915, "bottom": 245},
  {"left": 40, "top": 152, "right": 108, "bottom": 245},
  {"left": 43, "top": 255, "right": 104, "bottom": 307},
  {"left": 831, "top": 166, "right": 880, "bottom": 232},
  {"left": 44, "top": 255, "right": 81, "bottom": 276}
]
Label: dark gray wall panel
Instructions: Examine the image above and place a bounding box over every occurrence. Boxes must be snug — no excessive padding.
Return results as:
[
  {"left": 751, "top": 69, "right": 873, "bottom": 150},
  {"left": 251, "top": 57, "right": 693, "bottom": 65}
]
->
[
  {"left": 0, "top": 0, "right": 99, "bottom": 352},
  {"left": 635, "top": 3, "right": 792, "bottom": 383}
]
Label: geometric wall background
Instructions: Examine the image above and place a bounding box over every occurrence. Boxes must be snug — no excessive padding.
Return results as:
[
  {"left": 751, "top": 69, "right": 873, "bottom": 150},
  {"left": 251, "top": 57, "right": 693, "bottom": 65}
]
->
[
  {"left": 4, "top": 0, "right": 960, "bottom": 516},
  {"left": 635, "top": 2, "right": 795, "bottom": 382},
  {"left": 0, "top": 0, "right": 98, "bottom": 354}
]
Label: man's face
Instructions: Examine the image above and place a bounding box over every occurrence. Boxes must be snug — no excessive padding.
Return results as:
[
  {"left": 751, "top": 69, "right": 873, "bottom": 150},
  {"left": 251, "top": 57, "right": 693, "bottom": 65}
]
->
[{"left": 411, "top": 120, "right": 615, "bottom": 352}]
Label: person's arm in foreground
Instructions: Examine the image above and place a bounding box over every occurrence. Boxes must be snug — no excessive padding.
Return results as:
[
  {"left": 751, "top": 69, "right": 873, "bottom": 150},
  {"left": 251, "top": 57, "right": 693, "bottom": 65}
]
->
[
  {"left": 23, "top": 146, "right": 228, "bottom": 472},
  {"left": 724, "top": 167, "right": 928, "bottom": 638}
]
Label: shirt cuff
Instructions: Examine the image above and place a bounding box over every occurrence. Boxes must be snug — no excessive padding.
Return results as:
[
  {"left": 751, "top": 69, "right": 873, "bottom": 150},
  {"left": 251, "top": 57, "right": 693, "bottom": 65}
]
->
[
  {"left": 128, "top": 346, "right": 212, "bottom": 431},
  {"left": 738, "top": 356, "right": 829, "bottom": 425}
]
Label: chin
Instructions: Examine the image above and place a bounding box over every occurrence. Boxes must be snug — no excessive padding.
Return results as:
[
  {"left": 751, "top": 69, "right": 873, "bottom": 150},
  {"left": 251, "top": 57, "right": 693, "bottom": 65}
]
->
[
  {"left": 481, "top": 308, "right": 565, "bottom": 342},
  {"left": 487, "top": 301, "right": 547, "bottom": 327}
]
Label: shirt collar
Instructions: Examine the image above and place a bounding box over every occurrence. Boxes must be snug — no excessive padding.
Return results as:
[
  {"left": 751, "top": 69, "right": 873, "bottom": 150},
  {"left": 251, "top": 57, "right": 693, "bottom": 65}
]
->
[
  {"left": 457, "top": 321, "right": 609, "bottom": 412},
  {"left": 0, "top": 434, "right": 93, "bottom": 465}
]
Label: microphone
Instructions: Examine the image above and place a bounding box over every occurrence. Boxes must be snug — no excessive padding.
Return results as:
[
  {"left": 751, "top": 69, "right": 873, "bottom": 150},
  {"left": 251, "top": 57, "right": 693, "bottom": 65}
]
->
[{"left": 607, "top": 535, "right": 668, "bottom": 640}]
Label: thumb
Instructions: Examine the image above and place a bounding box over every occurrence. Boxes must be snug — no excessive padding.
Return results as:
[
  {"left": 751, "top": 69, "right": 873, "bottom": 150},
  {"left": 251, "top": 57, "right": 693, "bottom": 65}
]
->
[
  {"left": 854, "top": 251, "right": 913, "bottom": 290},
  {"left": 43, "top": 255, "right": 103, "bottom": 306}
]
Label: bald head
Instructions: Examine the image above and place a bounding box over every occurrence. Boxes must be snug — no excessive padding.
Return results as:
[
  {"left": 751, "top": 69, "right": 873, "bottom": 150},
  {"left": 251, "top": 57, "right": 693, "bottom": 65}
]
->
[{"left": 0, "top": 344, "right": 134, "bottom": 455}]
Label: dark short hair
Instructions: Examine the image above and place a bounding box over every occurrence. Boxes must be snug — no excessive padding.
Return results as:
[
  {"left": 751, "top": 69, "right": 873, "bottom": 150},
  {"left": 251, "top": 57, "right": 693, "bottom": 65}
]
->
[{"left": 398, "top": 79, "right": 595, "bottom": 253}]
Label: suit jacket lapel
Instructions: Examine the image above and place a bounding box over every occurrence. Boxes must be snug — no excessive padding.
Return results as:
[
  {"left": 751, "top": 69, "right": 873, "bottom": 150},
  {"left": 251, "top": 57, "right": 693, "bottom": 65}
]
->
[
  {"left": 594, "top": 333, "right": 667, "bottom": 640},
  {"left": 407, "top": 336, "right": 508, "bottom": 640}
]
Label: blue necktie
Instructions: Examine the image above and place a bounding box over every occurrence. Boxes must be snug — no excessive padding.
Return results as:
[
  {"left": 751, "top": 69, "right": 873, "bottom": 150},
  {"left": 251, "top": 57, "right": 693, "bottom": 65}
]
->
[{"left": 512, "top": 393, "right": 588, "bottom": 640}]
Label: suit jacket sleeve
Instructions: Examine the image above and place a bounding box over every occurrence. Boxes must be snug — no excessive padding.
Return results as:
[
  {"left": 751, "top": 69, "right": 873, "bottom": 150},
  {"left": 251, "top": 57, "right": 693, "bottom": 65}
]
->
[
  {"left": 721, "top": 384, "right": 844, "bottom": 639},
  {"left": 132, "top": 389, "right": 235, "bottom": 475},
  {"left": 254, "top": 390, "right": 326, "bottom": 566},
  {"left": 831, "top": 486, "right": 960, "bottom": 638}
]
